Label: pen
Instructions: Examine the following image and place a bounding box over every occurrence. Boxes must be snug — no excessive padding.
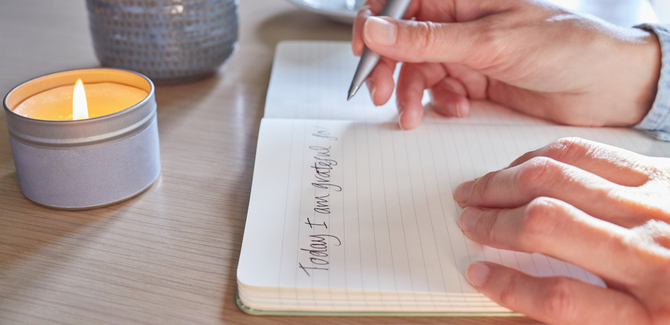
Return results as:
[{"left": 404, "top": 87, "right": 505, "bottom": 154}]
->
[{"left": 347, "top": 0, "right": 413, "bottom": 100}]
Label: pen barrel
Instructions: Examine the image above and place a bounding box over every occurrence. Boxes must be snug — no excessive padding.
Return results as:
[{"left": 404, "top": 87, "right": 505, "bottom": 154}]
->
[
  {"left": 351, "top": 47, "right": 381, "bottom": 89},
  {"left": 347, "top": 0, "right": 411, "bottom": 99},
  {"left": 379, "top": 0, "right": 412, "bottom": 19}
]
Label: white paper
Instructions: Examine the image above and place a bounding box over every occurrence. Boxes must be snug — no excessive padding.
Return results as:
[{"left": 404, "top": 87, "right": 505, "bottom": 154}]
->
[{"left": 238, "top": 118, "right": 670, "bottom": 311}]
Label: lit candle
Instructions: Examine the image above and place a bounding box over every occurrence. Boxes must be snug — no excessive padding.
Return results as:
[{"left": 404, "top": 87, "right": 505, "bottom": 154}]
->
[
  {"left": 3, "top": 68, "right": 161, "bottom": 210},
  {"left": 12, "top": 79, "right": 148, "bottom": 121}
]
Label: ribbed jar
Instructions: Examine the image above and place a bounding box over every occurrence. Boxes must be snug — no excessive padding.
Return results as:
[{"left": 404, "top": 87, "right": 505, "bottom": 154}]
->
[{"left": 86, "top": 0, "right": 238, "bottom": 84}]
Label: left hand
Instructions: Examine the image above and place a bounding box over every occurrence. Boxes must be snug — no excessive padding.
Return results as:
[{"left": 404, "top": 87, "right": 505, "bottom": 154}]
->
[{"left": 453, "top": 137, "right": 670, "bottom": 324}]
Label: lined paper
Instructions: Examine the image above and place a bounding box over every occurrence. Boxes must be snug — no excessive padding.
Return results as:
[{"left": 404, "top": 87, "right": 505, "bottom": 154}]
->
[
  {"left": 238, "top": 117, "right": 670, "bottom": 312},
  {"left": 264, "top": 41, "right": 397, "bottom": 122}
]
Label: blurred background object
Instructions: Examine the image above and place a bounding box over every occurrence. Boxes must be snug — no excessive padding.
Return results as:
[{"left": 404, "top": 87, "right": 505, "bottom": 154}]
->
[
  {"left": 87, "top": 0, "right": 238, "bottom": 84},
  {"left": 545, "top": 0, "right": 658, "bottom": 26},
  {"left": 283, "top": 0, "right": 363, "bottom": 24},
  {"left": 287, "top": 0, "right": 661, "bottom": 27},
  {"left": 650, "top": 0, "right": 669, "bottom": 23}
]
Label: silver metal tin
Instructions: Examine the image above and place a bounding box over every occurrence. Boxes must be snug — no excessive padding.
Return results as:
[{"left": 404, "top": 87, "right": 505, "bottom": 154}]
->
[{"left": 3, "top": 68, "right": 161, "bottom": 209}]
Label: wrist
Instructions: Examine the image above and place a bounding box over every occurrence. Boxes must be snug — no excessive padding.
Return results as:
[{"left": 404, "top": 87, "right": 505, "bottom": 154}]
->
[
  {"left": 633, "top": 27, "right": 662, "bottom": 124},
  {"left": 633, "top": 23, "right": 670, "bottom": 140}
]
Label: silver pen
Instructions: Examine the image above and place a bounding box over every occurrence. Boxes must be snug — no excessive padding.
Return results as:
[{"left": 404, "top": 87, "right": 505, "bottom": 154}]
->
[{"left": 347, "top": 0, "right": 413, "bottom": 100}]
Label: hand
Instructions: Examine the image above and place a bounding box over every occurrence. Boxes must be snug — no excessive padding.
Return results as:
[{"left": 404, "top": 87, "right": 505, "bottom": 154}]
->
[
  {"left": 352, "top": 0, "right": 661, "bottom": 130},
  {"left": 453, "top": 137, "right": 670, "bottom": 324}
]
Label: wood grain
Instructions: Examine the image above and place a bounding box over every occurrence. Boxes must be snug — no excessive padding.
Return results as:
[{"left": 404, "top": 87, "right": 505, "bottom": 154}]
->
[{"left": 0, "top": 0, "right": 654, "bottom": 324}]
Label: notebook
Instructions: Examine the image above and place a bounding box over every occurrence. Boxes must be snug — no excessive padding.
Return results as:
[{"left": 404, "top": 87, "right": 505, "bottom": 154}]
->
[{"left": 236, "top": 41, "right": 670, "bottom": 316}]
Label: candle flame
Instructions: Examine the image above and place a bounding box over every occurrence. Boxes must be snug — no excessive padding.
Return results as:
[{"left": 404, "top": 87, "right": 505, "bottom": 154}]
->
[{"left": 72, "top": 79, "right": 89, "bottom": 120}]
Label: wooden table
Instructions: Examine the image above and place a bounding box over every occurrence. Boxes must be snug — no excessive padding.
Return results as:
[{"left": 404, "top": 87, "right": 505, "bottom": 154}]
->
[{"left": 0, "top": 0, "right": 657, "bottom": 324}]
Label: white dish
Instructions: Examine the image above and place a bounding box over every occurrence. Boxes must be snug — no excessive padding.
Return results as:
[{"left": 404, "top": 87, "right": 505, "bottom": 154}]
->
[{"left": 285, "top": 0, "right": 363, "bottom": 24}]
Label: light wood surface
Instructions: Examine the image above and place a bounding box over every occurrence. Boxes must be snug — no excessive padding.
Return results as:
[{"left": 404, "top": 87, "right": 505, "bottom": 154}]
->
[{"left": 0, "top": 0, "right": 657, "bottom": 324}]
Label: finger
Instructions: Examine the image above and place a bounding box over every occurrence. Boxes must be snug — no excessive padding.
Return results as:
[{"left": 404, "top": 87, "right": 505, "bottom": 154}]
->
[
  {"left": 396, "top": 62, "right": 447, "bottom": 130},
  {"left": 352, "top": 7, "right": 374, "bottom": 56},
  {"left": 486, "top": 79, "right": 557, "bottom": 121},
  {"left": 352, "top": 0, "right": 421, "bottom": 56},
  {"left": 632, "top": 220, "right": 670, "bottom": 250},
  {"left": 429, "top": 78, "right": 470, "bottom": 117},
  {"left": 362, "top": 16, "right": 505, "bottom": 68},
  {"left": 453, "top": 156, "right": 644, "bottom": 226},
  {"left": 443, "top": 63, "right": 488, "bottom": 100},
  {"left": 459, "top": 198, "right": 640, "bottom": 283},
  {"left": 507, "top": 137, "right": 650, "bottom": 187},
  {"left": 626, "top": 220, "right": 670, "bottom": 312},
  {"left": 466, "top": 262, "right": 649, "bottom": 325},
  {"left": 366, "top": 56, "right": 397, "bottom": 106}
]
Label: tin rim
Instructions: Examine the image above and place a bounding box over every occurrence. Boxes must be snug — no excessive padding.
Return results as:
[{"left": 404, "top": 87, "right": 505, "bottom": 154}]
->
[{"left": 3, "top": 68, "right": 156, "bottom": 148}]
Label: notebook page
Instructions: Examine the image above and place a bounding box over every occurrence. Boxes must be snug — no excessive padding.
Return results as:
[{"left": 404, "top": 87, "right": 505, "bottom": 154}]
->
[
  {"left": 264, "top": 41, "right": 397, "bottom": 122},
  {"left": 264, "top": 40, "right": 551, "bottom": 126},
  {"left": 238, "top": 118, "right": 670, "bottom": 311}
]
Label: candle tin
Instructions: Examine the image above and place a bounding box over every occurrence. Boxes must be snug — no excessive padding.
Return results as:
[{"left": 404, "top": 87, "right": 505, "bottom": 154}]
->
[{"left": 3, "top": 68, "right": 161, "bottom": 209}]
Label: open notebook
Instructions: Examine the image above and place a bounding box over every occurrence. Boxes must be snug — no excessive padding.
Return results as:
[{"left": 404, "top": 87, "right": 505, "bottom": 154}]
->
[{"left": 236, "top": 41, "right": 670, "bottom": 316}]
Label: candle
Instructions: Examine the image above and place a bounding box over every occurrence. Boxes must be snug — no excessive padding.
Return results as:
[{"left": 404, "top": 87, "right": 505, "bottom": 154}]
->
[
  {"left": 12, "top": 81, "right": 148, "bottom": 121},
  {"left": 3, "top": 68, "right": 161, "bottom": 209}
]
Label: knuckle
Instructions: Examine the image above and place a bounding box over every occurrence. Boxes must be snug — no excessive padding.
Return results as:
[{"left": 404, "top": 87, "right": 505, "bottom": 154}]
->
[
  {"left": 516, "top": 157, "right": 557, "bottom": 194},
  {"left": 471, "top": 20, "right": 511, "bottom": 68},
  {"left": 521, "top": 198, "right": 561, "bottom": 246},
  {"left": 411, "top": 21, "right": 441, "bottom": 54},
  {"left": 497, "top": 272, "right": 520, "bottom": 308},
  {"left": 540, "top": 277, "right": 577, "bottom": 319},
  {"left": 631, "top": 220, "right": 670, "bottom": 263},
  {"left": 479, "top": 21, "right": 504, "bottom": 50},
  {"left": 471, "top": 171, "right": 497, "bottom": 201},
  {"left": 485, "top": 210, "right": 505, "bottom": 246},
  {"left": 545, "top": 137, "right": 591, "bottom": 163}
]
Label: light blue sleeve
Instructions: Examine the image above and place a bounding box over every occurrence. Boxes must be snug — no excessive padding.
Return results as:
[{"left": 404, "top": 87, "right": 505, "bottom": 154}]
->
[{"left": 634, "top": 23, "right": 670, "bottom": 141}]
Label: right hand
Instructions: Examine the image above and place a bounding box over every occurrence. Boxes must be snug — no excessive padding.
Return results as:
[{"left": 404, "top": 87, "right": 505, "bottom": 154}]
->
[{"left": 352, "top": 0, "right": 662, "bottom": 130}]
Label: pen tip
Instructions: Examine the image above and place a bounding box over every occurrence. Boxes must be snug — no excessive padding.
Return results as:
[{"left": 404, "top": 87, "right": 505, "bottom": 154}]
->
[{"left": 347, "top": 85, "right": 359, "bottom": 101}]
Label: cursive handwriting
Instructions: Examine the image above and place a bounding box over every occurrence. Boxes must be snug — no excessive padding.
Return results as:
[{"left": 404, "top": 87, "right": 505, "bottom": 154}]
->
[
  {"left": 314, "top": 194, "right": 330, "bottom": 214},
  {"left": 312, "top": 126, "right": 338, "bottom": 141},
  {"left": 298, "top": 126, "right": 344, "bottom": 277},
  {"left": 298, "top": 234, "right": 342, "bottom": 276},
  {"left": 309, "top": 145, "right": 342, "bottom": 192}
]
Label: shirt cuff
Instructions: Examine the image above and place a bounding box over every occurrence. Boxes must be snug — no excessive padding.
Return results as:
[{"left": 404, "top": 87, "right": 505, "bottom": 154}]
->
[{"left": 634, "top": 23, "right": 670, "bottom": 141}]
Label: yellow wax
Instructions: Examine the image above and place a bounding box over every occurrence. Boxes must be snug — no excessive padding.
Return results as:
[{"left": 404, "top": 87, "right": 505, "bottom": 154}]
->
[{"left": 13, "top": 82, "right": 149, "bottom": 120}]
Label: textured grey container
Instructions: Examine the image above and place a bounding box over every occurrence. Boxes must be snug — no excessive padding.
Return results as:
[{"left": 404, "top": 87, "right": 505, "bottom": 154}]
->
[
  {"left": 3, "top": 68, "right": 161, "bottom": 209},
  {"left": 86, "top": 0, "right": 238, "bottom": 84}
]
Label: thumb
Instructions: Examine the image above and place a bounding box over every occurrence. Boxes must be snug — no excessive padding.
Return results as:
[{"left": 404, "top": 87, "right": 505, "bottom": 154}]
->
[{"left": 363, "top": 16, "right": 493, "bottom": 68}]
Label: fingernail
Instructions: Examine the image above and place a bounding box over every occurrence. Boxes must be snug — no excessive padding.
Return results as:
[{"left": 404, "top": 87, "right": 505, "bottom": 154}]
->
[
  {"left": 454, "top": 180, "right": 474, "bottom": 205},
  {"left": 457, "top": 102, "right": 468, "bottom": 117},
  {"left": 459, "top": 207, "right": 481, "bottom": 232},
  {"left": 455, "top": 103, "right": 463, "bottom": 117},
  {"left": 366, "top": 79, "right": 376, "bottom": 104},
  {"left": 447, "top": 102, "right": 467, "bottom": 118},
  {"left": 397, "top": 100, "right": 404, "bottom": 113},
  {"left": 466, "top": 262, "right": 490, "bottom": 288},
  {"left": 364, "top": 17, "right": 397, "bottom": 46},
  {"left": 447, "top": 102, "right": 458, "bottom": 117},
  {"left": 398, "top": 111, "right": 405, "bottom": 130}
]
